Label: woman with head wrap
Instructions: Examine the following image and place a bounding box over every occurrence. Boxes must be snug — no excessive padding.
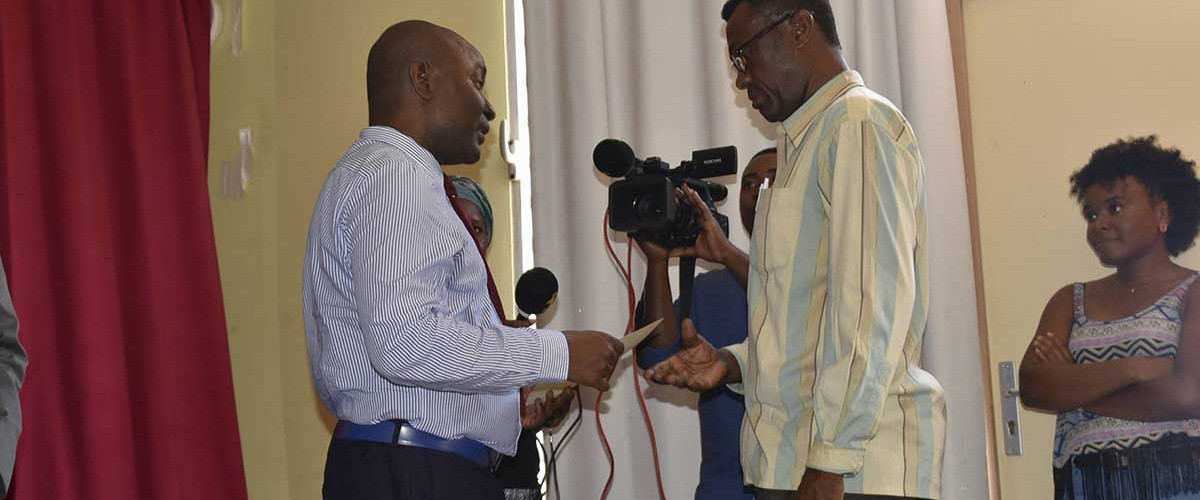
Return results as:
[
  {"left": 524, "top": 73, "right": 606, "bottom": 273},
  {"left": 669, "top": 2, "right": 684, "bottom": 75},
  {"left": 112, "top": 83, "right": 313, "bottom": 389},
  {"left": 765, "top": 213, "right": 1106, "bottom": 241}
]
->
[{"left": 450, "top": 175, "right": 495, "bottom": 253}]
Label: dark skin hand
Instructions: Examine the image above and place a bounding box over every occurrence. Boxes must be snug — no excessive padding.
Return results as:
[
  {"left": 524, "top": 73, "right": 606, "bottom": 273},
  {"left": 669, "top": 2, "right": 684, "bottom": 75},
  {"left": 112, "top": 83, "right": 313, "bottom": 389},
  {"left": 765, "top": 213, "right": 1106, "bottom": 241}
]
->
[
  {"left": 797, "top": 468, "right": 845, "bottom": 500},
  {"left": 521, "top": 387, "right": 576, "bottom": 430},
  {"left": 671, "top": 185, "right": 750, "bottom": 289},
  {"left": 758, "top": 469, "right": 845, "bottom": 500},
  {"left": 563, "top": 330, "right": 624, "bottom": 392},
  {"left": 643, "top": 319, "right": 742, "bottom": 390}
]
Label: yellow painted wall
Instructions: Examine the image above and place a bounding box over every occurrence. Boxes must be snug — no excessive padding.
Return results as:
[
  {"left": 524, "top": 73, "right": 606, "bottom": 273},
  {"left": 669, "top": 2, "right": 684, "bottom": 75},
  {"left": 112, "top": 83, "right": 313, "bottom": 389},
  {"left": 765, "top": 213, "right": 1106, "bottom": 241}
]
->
[
  {"left": 209, "top": 1, "right": 514, "bottom": 498},
  {"left": 962, "top": 1, "right": 1200, "bottom": 498},
  {"left": 208, "top": 0, "right": 290, "bottom": 498}
]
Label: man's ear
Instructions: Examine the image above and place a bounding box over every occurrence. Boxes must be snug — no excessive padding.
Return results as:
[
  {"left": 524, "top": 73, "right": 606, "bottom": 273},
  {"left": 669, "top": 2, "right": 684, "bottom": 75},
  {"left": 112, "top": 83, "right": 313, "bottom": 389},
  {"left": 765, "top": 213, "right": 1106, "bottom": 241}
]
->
[
  {"left": 409, "top": 60, "right": 435, "bottom": 100},
  {"left": 790, "top": 10, "right": 815, "bottom": 49}
]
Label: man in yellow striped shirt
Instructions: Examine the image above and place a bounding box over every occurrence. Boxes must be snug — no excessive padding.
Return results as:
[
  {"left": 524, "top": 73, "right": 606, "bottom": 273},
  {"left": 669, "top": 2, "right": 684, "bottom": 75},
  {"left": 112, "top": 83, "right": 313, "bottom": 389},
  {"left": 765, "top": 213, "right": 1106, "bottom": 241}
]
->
[{"left": 645, "top": 1, "right": 945, "bottom": 499}]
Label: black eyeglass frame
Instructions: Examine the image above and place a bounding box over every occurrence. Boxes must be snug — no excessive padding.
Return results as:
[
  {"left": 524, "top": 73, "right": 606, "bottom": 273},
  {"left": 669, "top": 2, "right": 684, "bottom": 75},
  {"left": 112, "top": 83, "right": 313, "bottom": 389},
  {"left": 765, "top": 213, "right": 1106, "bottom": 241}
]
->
[{"left": 730, "top": 10, "right": 801, "bottom": 74}]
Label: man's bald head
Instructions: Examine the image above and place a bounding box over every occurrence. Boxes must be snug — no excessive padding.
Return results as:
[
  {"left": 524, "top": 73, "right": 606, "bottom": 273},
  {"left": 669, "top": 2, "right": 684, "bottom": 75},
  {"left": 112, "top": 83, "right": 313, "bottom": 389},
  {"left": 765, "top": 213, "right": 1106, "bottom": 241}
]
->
[
  {"left": 367, "top": 20, "right": 474, "bottom": 124},
  {"left": 366, "top": 21, "right": 496, "bottom": 165}
]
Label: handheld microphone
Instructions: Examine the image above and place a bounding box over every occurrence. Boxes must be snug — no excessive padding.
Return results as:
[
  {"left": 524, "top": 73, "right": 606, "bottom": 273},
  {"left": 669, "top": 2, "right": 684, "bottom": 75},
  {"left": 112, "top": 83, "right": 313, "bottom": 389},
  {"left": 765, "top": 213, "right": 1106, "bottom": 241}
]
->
[{"left": 515, "top": 267, "right": 559, "bottom": 320}]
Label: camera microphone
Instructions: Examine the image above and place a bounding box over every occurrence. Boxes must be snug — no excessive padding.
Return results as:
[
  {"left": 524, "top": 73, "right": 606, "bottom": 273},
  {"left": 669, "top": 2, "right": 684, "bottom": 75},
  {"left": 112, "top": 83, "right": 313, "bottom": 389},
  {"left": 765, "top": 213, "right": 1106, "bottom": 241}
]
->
[
  {"left": 593, "top": 139, "right": 637, "bottom": 178},
  {"left": 515, "top": 267, "right": 559, "bottom": 320}
]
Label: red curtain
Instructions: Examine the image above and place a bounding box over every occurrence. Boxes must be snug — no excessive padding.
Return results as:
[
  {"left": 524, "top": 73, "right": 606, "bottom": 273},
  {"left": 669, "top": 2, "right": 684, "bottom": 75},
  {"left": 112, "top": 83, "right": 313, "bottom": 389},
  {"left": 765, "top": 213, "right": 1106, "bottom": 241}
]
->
[{"left": 0, "top": 1, "right": 248, "bottom": 498}]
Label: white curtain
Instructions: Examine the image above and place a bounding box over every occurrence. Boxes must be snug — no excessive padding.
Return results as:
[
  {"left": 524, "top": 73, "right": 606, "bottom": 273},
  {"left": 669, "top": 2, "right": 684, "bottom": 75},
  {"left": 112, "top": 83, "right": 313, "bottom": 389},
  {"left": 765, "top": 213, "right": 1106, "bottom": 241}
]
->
[{"left": 524, "top": 1, "right": 990, "bottom": 499}]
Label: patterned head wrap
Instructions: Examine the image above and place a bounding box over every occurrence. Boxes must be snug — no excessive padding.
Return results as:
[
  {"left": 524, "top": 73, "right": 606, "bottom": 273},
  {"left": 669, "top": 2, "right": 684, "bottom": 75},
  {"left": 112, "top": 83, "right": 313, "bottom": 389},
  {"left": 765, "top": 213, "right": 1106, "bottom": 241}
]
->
[{"left": 449, "top": 175, "right": 493, "bottom": 239}]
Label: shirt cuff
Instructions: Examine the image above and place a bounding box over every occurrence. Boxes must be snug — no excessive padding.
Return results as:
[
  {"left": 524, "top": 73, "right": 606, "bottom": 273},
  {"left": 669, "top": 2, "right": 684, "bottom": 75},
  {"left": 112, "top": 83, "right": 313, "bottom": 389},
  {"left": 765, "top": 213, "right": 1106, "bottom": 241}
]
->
[
  {"left": 807, "top": 442, "right": 865, "bottom": 476},
  {"left": 722, "top": 343, "right": 749, "bottom": 394},
  {"left": 533, "top": 329, "right": 569, "bottom": 385}
]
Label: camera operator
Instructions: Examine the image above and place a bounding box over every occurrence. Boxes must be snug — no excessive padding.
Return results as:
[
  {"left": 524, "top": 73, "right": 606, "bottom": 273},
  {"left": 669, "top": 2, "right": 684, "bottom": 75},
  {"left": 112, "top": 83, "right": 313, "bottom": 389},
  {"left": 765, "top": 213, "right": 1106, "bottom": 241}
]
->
[
  {"left": 642, "top": 2, "right": 946, "bottom": 500},
  {"left": 635, "top": 148, "right": 776, "bottom": 500}
]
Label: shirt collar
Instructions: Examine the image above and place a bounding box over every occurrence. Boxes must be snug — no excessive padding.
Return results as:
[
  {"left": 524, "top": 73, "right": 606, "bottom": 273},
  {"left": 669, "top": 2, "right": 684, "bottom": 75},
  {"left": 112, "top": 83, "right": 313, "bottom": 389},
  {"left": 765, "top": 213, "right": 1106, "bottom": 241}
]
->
[
  {"left": 360, "top": 125, "right": 443, "bottom": 179},
  {"left": 782, "top": 70, "right": 864, "bottom": 145}
]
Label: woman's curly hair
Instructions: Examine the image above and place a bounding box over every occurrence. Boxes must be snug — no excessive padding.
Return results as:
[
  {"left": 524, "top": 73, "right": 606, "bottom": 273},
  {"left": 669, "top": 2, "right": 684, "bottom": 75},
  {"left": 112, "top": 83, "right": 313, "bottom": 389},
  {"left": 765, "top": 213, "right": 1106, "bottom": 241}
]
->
[{"left": 1070, "top": 135, "right": 1200, "bottom": 256}]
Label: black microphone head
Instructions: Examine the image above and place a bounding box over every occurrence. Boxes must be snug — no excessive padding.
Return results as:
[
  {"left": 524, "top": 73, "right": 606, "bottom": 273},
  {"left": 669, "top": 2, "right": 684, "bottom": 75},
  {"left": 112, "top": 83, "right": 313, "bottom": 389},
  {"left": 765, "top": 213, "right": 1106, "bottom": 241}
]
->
[
  {"left": 593, "top": 139, "right": 636, "bottom": 178},
  {"left": 515, "top": 267, "right": 559, "bottom": 316}
]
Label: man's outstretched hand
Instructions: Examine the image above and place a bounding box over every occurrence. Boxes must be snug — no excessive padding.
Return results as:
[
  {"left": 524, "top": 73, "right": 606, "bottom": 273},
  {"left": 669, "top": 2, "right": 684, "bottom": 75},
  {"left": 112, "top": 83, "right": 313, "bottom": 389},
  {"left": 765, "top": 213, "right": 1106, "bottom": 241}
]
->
[{"left": 643, "top": 319, "right": 735, "bottom": 392}]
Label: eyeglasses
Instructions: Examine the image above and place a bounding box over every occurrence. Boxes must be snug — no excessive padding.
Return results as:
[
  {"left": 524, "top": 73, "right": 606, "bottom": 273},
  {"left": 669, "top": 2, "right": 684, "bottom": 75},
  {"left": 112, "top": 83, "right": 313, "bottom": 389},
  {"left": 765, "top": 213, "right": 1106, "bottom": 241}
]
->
[{"left": 730, "top": 11, "right": 798, "bottom": 74}]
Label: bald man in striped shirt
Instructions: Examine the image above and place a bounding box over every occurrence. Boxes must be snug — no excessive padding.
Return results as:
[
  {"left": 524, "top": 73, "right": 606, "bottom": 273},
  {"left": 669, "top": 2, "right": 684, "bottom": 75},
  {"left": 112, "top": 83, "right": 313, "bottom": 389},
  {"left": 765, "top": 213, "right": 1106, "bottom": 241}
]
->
[
  {"left": 302, "top": 21, "right": 622, "bottom": 500},
  {"left": 645, "top": 2, "right": 945, "bottom": 499}
]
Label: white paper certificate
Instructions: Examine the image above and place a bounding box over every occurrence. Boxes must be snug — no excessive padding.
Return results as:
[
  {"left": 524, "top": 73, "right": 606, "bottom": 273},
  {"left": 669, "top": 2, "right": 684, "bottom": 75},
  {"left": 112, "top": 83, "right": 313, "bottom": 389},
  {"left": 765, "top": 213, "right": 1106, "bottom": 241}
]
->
[{"left": 621, "top": 318, "right": 663, "bottom": 352}]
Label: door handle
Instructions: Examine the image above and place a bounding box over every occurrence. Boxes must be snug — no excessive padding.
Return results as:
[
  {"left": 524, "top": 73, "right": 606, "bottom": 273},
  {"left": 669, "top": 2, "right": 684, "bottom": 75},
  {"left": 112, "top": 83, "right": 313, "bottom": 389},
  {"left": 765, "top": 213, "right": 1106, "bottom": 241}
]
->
[{"left": 999, "top": 361, "right": 1023, "bottom": 456}]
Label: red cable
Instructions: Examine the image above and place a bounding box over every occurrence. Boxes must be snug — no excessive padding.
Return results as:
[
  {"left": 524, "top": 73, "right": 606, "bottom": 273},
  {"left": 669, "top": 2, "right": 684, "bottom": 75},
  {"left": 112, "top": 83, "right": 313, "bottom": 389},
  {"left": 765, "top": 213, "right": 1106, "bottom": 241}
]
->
[
  {"left": 597, "top": 212, "right": 668, "bottom": 500},
  {"left": 626, "top": 241, "right": 669, "bottom": 500},
  {"left": 594, "top": 389, "right": 615, "bottom": 499},
  {"left": 596, "top": 212, "right": 619, "bottom": 500}
]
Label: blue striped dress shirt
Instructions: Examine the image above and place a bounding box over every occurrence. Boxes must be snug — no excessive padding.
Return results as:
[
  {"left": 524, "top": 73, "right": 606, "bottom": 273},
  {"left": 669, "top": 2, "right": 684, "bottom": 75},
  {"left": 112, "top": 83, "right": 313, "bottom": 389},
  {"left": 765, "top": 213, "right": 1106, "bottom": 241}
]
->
[{"left": 302, "top": 126, "right": 569, "bottom": 456}]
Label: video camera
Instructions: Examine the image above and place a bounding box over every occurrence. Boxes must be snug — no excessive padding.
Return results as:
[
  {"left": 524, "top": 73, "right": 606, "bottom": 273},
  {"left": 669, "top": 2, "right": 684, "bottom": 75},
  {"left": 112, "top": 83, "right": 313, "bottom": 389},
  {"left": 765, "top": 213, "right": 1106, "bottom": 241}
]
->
[{"left": 593, "top": 139, "right": 738, "bottom": 248}]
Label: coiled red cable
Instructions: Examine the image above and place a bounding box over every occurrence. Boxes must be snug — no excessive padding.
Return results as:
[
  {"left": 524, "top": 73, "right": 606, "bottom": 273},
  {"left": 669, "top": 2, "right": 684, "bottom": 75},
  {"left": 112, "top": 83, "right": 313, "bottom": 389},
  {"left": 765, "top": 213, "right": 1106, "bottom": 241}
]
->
[{"left": 597, "top": 212, "right": 668, "bottom": 500}]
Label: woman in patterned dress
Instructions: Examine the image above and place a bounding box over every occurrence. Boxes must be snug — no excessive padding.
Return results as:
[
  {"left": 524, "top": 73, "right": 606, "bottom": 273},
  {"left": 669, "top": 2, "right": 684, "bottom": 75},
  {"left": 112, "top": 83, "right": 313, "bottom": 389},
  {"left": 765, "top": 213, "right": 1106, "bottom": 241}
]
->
[{"left": 1019, "top": 136, "right": 1200, "bottom": 500}]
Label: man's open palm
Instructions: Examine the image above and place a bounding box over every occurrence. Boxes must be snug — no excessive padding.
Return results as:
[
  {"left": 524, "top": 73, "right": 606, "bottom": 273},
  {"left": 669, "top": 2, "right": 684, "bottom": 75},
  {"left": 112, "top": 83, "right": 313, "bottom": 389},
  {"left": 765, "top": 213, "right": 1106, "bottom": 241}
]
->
[{"left": 644, "top": 319, "right": 727, "bottom": 392}]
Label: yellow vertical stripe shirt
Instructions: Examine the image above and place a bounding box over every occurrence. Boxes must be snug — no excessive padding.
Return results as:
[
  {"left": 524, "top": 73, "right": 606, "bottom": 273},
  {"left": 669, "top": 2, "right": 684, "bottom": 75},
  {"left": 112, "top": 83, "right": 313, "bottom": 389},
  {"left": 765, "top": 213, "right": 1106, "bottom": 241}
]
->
[{"left": 724, "top": 71, "right": 946, "bottom": 498}]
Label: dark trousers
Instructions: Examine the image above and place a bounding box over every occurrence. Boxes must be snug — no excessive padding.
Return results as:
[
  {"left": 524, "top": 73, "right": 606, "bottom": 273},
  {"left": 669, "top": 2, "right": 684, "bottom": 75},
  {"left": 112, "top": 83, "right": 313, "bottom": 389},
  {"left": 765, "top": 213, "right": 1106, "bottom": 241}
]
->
[
  {"left": 757, "top": 491, "right": 927, "bottom": 500},
  {"left": 323, "top": 438, "right": 503, "bottom": 500},
  {"left": 495, "top": 430, "right": 540, "bottom": 489}
]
